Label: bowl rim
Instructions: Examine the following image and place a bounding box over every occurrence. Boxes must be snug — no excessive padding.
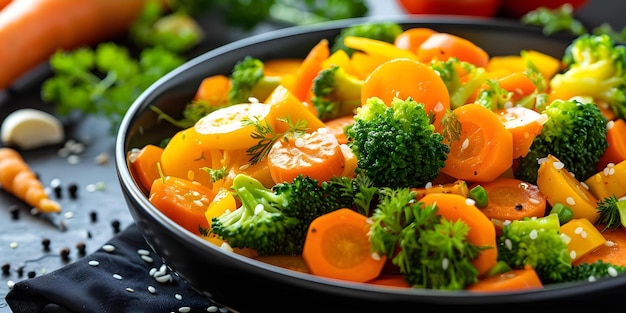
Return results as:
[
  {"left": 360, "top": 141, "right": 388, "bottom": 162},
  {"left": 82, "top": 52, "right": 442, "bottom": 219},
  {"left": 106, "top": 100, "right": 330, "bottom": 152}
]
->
[{"left": 115, "top": 16, "right": 622, "bottom": 305}]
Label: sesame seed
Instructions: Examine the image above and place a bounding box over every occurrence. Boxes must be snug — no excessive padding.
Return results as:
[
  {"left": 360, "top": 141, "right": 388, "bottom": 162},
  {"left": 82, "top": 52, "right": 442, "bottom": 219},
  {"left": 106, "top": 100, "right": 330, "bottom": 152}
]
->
[
  {"left": 553, "top": 161, "right": 565, "bottom": 170},
  {"left": 566, "top": 197, "right": 576, "bottom": 206},
  {"left": 102, "top": 244, "right": 115, "bottom": 252},
  {"left": 175, "top": 293, "right": 183, "bottom": 300},
  {"left": 125, "top": 288, "right": 134, "bottom": 293},
  {"left": 434, "top": 102, "right": 444, "bottom": 112},
  {"left": 179, "top": 307, "right": 191, "bottom": 313},
  {"left": 148, "top": 285, "right": 156, "bottom": 294},
  {"left": 371, "top": 252, "right": 381, "bottom": 261},
  {"left": 569, "top": 250, "right": 577, "bottom": 259},
  {"left": 608, "top": 267, "right": 618, "bottom": 277},
  {"left": 88, "top": 260, "right": 100, "bottom": 267},
  {"left": 529, "top": 198, "right": 540, "bottom": 205},
  {"left": 155, "top": 274, "right": 172, "bottom": 283},
  {"left": 64, "top": 211, "right": 74, "bottom": 219},
  {"left": 588, "top": 276, "right": 597, "bottom": 282},
  {"left": 505, "top": 238, "right": 513, "bottom": 250},
  {"left": 425, "top": 182, "right": 433, "bottom": 189},
  {"left": 606, "top": 240, "right": 616, "bottom": 247},
  {"left": 141, "top": 255, "right": 154, "bottom": 263},
  {"left": 465, "top": 198, "right": 476, "bottom": 206},
  {"left": 9, "top": 242, "right": 18, "bottom": 249},
  {"left": 7, "top": 280, "right": 15, "bottom": 289},
  {"left": 574, "top": 227, "right": 583, "bottom": 234},
  {"left": 529, "top": 229, "right": 538, "bottom": 240},
  {"left": 207, "top": 306, "right": 219, "bottom": 312},
  {"left": 137, "top": 249, "right": 151, "bottom": 256},
  {"left": 460, "top": 138, "right": 469, "bottom": 152},
  {"left": 113, "top": 274, "right": 123, "bottom": 280},
  {"left": 441, "top": 258, "right": 449, "bottom": 270},
  {"left": 607, "top": 120, "right": 614, "bottom": 130},
  {"left": 67, "top": 155, "right": 80, "bottom": 165}
]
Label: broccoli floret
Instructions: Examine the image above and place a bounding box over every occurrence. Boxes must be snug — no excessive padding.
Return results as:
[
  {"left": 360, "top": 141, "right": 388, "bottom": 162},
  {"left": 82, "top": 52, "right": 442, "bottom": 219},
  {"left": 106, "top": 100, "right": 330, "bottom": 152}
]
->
[
  {"left": 430, "top": 58, "right": 491, "bottom": 110},
  {"left": 211, "top": 173, "right": 352, "bottom": 255},
  {"left": 310, "top": 64, "right": 363, "bottom": 121},
  {"left": 497, "top": 214, "right": 572, "bottom": 283},
  {"left": 559, "top": 260, "right": 626, "bottom": 283},
  {"left": 369, "top": 188, "right": 486, "bottom": 290},
  {"left": 228, "top": 56, "right": 281, "bottom": 105},
  {"left": 550, "top": 33, "right": 626, "bottom": 119},
  {"left": 346, "top": 97, "right": 450, "bottom": 189},
  {"left": 514, "top": 98, "right": 608, "bottom": 184},
  {"left": 331, "top": 21, "right": 403, "bottom": 55}
]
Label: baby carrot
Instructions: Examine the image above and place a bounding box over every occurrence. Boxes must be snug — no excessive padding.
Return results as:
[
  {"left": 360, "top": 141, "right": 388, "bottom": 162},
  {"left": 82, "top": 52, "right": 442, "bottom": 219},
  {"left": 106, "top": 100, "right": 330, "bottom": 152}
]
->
[
  {"left": 0, "top": 0, "right": 150, "bottom": 90},
  {"left": 440, "top": 103, "right": 514, "bottom": 183},
  {"left": 302, "top": 208, "right": 387, "bottom": 283},
  {"left": 266, "top": 129, "right": 345, "bottom": 184},
  {"left": 419, "top": 193, "right": 498, "bottom": 277},
  {"left": 0, "top": 147, "right": 61, "bottom": 213}
]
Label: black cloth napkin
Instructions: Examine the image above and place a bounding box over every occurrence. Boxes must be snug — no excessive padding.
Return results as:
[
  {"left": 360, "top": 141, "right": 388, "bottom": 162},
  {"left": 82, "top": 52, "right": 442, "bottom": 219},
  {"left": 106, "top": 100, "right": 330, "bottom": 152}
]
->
[{"left": 5, "top": 223, "right": 228, "bottom": 313}]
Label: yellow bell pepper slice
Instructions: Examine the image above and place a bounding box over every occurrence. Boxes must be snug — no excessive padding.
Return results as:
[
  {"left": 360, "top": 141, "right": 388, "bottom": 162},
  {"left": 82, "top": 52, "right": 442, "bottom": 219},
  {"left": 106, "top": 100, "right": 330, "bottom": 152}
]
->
[{"left": 560, "top": 218, "right": 606, "bottom": 263}]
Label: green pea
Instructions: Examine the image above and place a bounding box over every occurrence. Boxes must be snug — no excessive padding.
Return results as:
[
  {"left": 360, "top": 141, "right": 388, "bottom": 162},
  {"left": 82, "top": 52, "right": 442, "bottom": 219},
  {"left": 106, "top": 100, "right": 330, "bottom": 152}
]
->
[{"left": 549, "top": 203, "right": 574, "bottom": 225}]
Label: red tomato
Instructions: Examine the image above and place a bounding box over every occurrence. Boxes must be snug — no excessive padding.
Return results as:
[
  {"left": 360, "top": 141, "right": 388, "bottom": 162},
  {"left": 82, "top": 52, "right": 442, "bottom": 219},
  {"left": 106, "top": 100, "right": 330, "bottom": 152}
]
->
[
  {"left": 499, "top": 0, "right": 589, "bottom": 18},
  {"left": 397, "top": 0, "right": 502, "bottom": 17}
]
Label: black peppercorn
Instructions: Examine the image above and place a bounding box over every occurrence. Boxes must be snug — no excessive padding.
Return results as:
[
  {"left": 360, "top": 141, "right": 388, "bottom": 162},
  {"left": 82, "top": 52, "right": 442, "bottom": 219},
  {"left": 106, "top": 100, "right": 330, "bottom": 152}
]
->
[
  {"left": 76, "top": 242, "right": 86, "bottom": 256},
  {"left": 27, "top": 271, "right": 36, "bottom": 279},
  {"left": 89, "top": 211, "right": 98, "bottom": 223},
  {"left": 60, "top": 247, "right": 71, "bottom": 261},
  {"left": 111, "top": 220, "right": 121, "bottom": 233},
  {"left": 1, "top": 263, "right": 10, "bottom": 275},
  {"left": 42, "top": 238, "right": 51, "bottom": 251},
  {"left": 67, "top": 183, "right": 79, "bottom": 199}
]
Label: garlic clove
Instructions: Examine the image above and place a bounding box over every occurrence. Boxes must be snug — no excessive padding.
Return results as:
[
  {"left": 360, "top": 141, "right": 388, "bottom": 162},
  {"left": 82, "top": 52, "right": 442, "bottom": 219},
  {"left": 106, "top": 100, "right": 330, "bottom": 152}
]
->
[{"left": 1, "top": 108, "right": 65, "bottom": 150}]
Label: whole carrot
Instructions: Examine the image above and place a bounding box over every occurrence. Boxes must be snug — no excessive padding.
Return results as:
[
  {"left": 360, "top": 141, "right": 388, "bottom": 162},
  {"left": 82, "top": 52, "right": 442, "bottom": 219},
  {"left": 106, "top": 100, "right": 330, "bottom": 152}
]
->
[
  {"left": 0, "top": 147, "right": 61, "bottom": 213},
  {"left": 0, "top": 0, "right": 149, "bottom": 90}
]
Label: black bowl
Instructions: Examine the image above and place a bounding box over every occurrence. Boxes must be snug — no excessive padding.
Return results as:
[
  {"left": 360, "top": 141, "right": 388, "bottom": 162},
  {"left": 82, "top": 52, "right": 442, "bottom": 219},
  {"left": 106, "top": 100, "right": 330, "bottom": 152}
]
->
[{"left": 115, "top": 17, "right": 625, "bottom": 313}]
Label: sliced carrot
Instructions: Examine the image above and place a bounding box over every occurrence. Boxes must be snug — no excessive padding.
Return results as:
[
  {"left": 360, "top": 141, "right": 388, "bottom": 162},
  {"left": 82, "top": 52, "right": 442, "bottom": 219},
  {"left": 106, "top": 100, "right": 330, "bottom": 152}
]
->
[
  {"left": 419, "top": 193, "right": 498, "bottom": 277},
  {"left": 416, "top": 32, "right": 489, "bottom": 68},
  {"left": 440, "top": 103, "right": 513, "bottom": 183},
  {"left": 0, "top": 147, "right": 61, "bottom": 213},
  {"left": 193, "top": 74, "right": 230, "bottom": 105},
  {"left": 323, "top": 114, "right": 355, "bottom": 145},
  {"left": 536, "top": 154, "right": 600, "bottom": 223},
  {"left": 574, "top": 225, "right": 626, "bottom": 267},
  {"left": 394, "top": 27, "right": 437, "bottom": 54},
  {"left": 288, "top": 39, "right": 330, "bottom": 102},
  {"left": 495, "top": 106, "right": 545, "bottom": 159},
  {"left": 596, "top": 118, "right": 626, "bottom": 171},
  {"left": 128, "top": 144, "right": 164, "bottom": 195},
  {"left": 466, "top": 265, "right": 543, "bottom": 292},
  {"left": 149, "top": 175, "right": 215, "bottom": 236},
  {"left": 475, "top": 177, "right": 547, "bottom": 224},
  {"left": 302, "top": 208, "right": 387, "bottom": 283},
  {"left": 267, "top": 129, "right": 345, "bottom": 184},
  {"left": 411, "top": 179, "right": 469, "bottom": 200},
  {"left": 361, "top": 58, "right": 450, "bottom": 132}
]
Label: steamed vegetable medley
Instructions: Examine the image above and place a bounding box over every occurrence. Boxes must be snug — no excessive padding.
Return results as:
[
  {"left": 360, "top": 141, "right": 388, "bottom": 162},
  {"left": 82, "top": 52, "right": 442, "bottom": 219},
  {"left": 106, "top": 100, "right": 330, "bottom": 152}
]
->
[{"left": 128, "top": 22, "right": 626, "bottom": 291}]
